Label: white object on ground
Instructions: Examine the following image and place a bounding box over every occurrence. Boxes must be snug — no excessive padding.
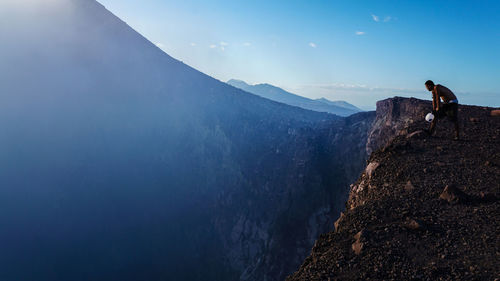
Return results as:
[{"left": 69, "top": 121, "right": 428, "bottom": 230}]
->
[{"left": 425, "top": 113, "right": 435, "bottom": 122}]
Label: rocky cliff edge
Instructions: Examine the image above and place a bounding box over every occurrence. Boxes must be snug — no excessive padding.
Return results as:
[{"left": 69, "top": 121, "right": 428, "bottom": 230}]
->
[{"left": 287, "top": 97, "right": 500, "bottom": 280}]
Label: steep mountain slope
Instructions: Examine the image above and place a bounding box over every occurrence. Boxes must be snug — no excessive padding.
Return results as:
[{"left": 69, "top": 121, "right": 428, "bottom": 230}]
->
[
  {"left": 215, "top": 111, "right": 375, "bottom": 280},
  {"left": 287, "top": 98, "right": 500, "bottom": 280},
  {"left": 0, "top": 1, "right": 375, "bottom": 280},
  {"left": 227, "top": 79, "right": 362, "bottom": 116}
]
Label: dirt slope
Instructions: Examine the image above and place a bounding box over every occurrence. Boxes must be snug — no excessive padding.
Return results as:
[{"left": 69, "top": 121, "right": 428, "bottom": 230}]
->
[{"left": 287, "top": 101, "right": 500, "bottom": 280}]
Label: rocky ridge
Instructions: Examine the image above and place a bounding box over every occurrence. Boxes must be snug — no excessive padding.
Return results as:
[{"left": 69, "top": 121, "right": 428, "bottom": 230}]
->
[{"left": 287, "top": 97, "right": 500, "bottom": 280}]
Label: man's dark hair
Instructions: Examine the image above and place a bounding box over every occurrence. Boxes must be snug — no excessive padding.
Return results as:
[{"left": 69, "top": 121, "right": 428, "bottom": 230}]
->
[{"left": 425, "top": 80, "right": 435, "bottom": 87}]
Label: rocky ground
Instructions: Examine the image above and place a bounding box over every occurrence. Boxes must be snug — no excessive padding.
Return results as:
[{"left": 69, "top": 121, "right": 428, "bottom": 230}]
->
[{"left": 287, "top": 103, "right": 500, "bottom": 280}]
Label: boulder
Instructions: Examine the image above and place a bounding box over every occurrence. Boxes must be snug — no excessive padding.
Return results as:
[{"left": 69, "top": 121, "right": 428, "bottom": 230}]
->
[
  {"left": 479, "top": 191, "right": 497, "bottom": 203},
  {"left": 439, "top": 185, "right": 469, "bottom": 204},
  {"left": 334, "top": 212, "right": 344, "bottom": 232},
  {"left": 406, "top": 130, "right": 426, "bottom": 139},
  {"left": 352, "top": 230, "right": 368, "bottom": 255},
  {"left": 352, "top": 239, "right": 364, "bottom": 255},
  {"left": 354, "top": 230, "right": 365, "bottom": 241},
  {"left": 405, "top": 218, "right": 424, "bottom": 230},
  {"left": 365, "top": 162, "right": 380, "bottom": 178},
  {"left": 404, "top": 180, "right": 415, "bottom": 191}
]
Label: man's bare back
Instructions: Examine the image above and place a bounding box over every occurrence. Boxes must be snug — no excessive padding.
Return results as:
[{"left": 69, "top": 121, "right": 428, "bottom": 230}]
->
[{"left": 434, "top": 84, "right": 457, "bottom": 107}]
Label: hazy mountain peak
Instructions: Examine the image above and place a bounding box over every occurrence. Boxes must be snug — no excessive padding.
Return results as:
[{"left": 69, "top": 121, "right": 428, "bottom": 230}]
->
[
  {"left": 227, "top": 79, "right": 363, "bottom": 116},
  {"left": 227, "top": 79, "right": 250, "bottom": 86}
]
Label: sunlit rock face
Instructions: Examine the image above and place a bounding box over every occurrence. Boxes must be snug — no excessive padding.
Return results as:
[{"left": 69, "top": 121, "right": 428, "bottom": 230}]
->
[
  {"left": 366, "top": 97, "right": 431, "bottom": 156},
  {"left": 0, "top": 1, "right": 375, "bottom": 281}
]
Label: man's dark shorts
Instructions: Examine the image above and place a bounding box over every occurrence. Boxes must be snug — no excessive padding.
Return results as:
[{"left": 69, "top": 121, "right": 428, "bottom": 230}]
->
[{"left": 436, "top": 103, "right": 458, "bottom": 121}]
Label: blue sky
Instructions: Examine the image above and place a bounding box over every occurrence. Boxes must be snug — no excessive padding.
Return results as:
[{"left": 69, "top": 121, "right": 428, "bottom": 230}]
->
[{"left": 98, "top": 0, "right": 499, "bottom": 109}]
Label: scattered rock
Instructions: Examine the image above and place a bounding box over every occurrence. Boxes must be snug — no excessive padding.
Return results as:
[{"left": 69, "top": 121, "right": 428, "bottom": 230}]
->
[
  {"left": 439, "top": 185, "right": 469, "bottom": 204},
  {"left": 404, "top": 180, "right": 415, "bottom": 191},
  {"left": 491, "top": 109, "right": 500, "bottom": 116},
  {"left": 365, "top": 162, "right": 379, "bottom": 178},
  {"left": 470, "top": 117, "right": 480, "bottom": 122},
  {"left": 352, "top": 239, "right": 363, "bottom": 255},
  {"left": 334, "top": 212, "right": 344, "bottom": 232},
  {"left": 405, "top": 218, "right": 424, "bottom": 230},
  {"left": 406, "top": 130, "right": 426, "bottom": 139},
  {"left": 352, "top": 230, "right": 367, "bottom": 255},
  {"left": 354, "top": 230, "right": 365, "bottom": 241},
  {"left": 479, "top": 191, "right": 497, "bottom": 203}
]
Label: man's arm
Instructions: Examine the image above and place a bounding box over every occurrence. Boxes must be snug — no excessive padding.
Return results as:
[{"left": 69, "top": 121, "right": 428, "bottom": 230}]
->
[
  {"left": 432, "top": 89, "right": 437, "bottom": 112},
  {"left": 433, "top": 86, "right": 440, "bottom": 112},
  {"left": 432, "top": 91, "right": 436, "bottom": 111}
]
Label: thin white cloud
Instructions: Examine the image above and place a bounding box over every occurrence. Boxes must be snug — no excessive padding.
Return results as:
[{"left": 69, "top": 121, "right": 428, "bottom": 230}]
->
[
  {"left": 309, "top": 42, "right": 317, "bottom": 48},
  {"left": 190, "top": 43, "right": 196, "bottom": 46},
  {"left": 219, "top": 42, "right": 228, "bottom": 51},
  {"left": 355, "top": 31, "right": 365, "bottom": 35},
  {"left": 243, "top": 42, "right": 251, "bottom": 47},
  {"left": 372, "top": 14, "right": 392, "bottom": 23},
  {"left": 303, "top": 83, "right": 427, "bottom": 94},
  {"left": 209, "top": 44, "right": 217, "bottom": 49}
]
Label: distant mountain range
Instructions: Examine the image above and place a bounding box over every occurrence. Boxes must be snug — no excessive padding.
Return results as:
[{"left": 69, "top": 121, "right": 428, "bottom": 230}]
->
[{"left": 227, "top": 79, "right": 362, "bottom": 116}]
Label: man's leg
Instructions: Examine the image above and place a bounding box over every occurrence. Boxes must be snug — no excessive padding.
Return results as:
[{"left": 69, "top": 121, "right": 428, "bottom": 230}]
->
[
  {"left": 452, "top": 104, "right": 459, "bottom": 139},
  {"left": 428, "top": 117, "right": 438, "bottom": 135}
]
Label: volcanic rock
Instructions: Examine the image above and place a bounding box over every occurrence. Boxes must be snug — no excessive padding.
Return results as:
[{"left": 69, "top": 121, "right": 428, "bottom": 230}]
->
[
  {"left": 439, "top": 185, "right": 469, "bottom": 204},
  {"left": 405, "top": 218, "right": 424, "bottom": 230},
  {"left": 352, "top": 230, "right": 367, "bottom": 255},
  {"left": 365, "top": 162, "right": 379, "bottom": 178},
  {"left": 287, "top": 99, "right": 500, "bottom": 281},
  {"left": 406, "top": 130, "right": 426, "bottom": 139},
  {"left": 404, "top": 180, "right": 415, "bottom": 191}
]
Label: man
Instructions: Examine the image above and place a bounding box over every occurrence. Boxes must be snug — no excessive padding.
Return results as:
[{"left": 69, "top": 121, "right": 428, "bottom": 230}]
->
[{"left": 425, "top": 80, "right": 460, "bottom": 140}]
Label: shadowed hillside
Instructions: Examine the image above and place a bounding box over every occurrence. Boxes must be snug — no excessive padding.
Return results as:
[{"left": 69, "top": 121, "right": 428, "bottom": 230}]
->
[{"left": 0, "top": 1, "right": 375, "bottom": 280}]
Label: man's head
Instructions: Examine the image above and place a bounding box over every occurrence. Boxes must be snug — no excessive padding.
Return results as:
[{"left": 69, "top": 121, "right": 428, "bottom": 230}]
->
[{"left": 425, "top": 80, "right": 435, "bottom": 91}]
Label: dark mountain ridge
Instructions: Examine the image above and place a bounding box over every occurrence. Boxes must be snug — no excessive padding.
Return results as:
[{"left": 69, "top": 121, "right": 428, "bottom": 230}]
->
[{"left": 287, "top": 97, "right": 500, "bottom": 280}]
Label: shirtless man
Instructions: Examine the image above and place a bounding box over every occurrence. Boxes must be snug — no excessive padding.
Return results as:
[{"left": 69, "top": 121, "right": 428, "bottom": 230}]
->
[{"left": 425, "top": 80, "right": 460, "bottom": 140}]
